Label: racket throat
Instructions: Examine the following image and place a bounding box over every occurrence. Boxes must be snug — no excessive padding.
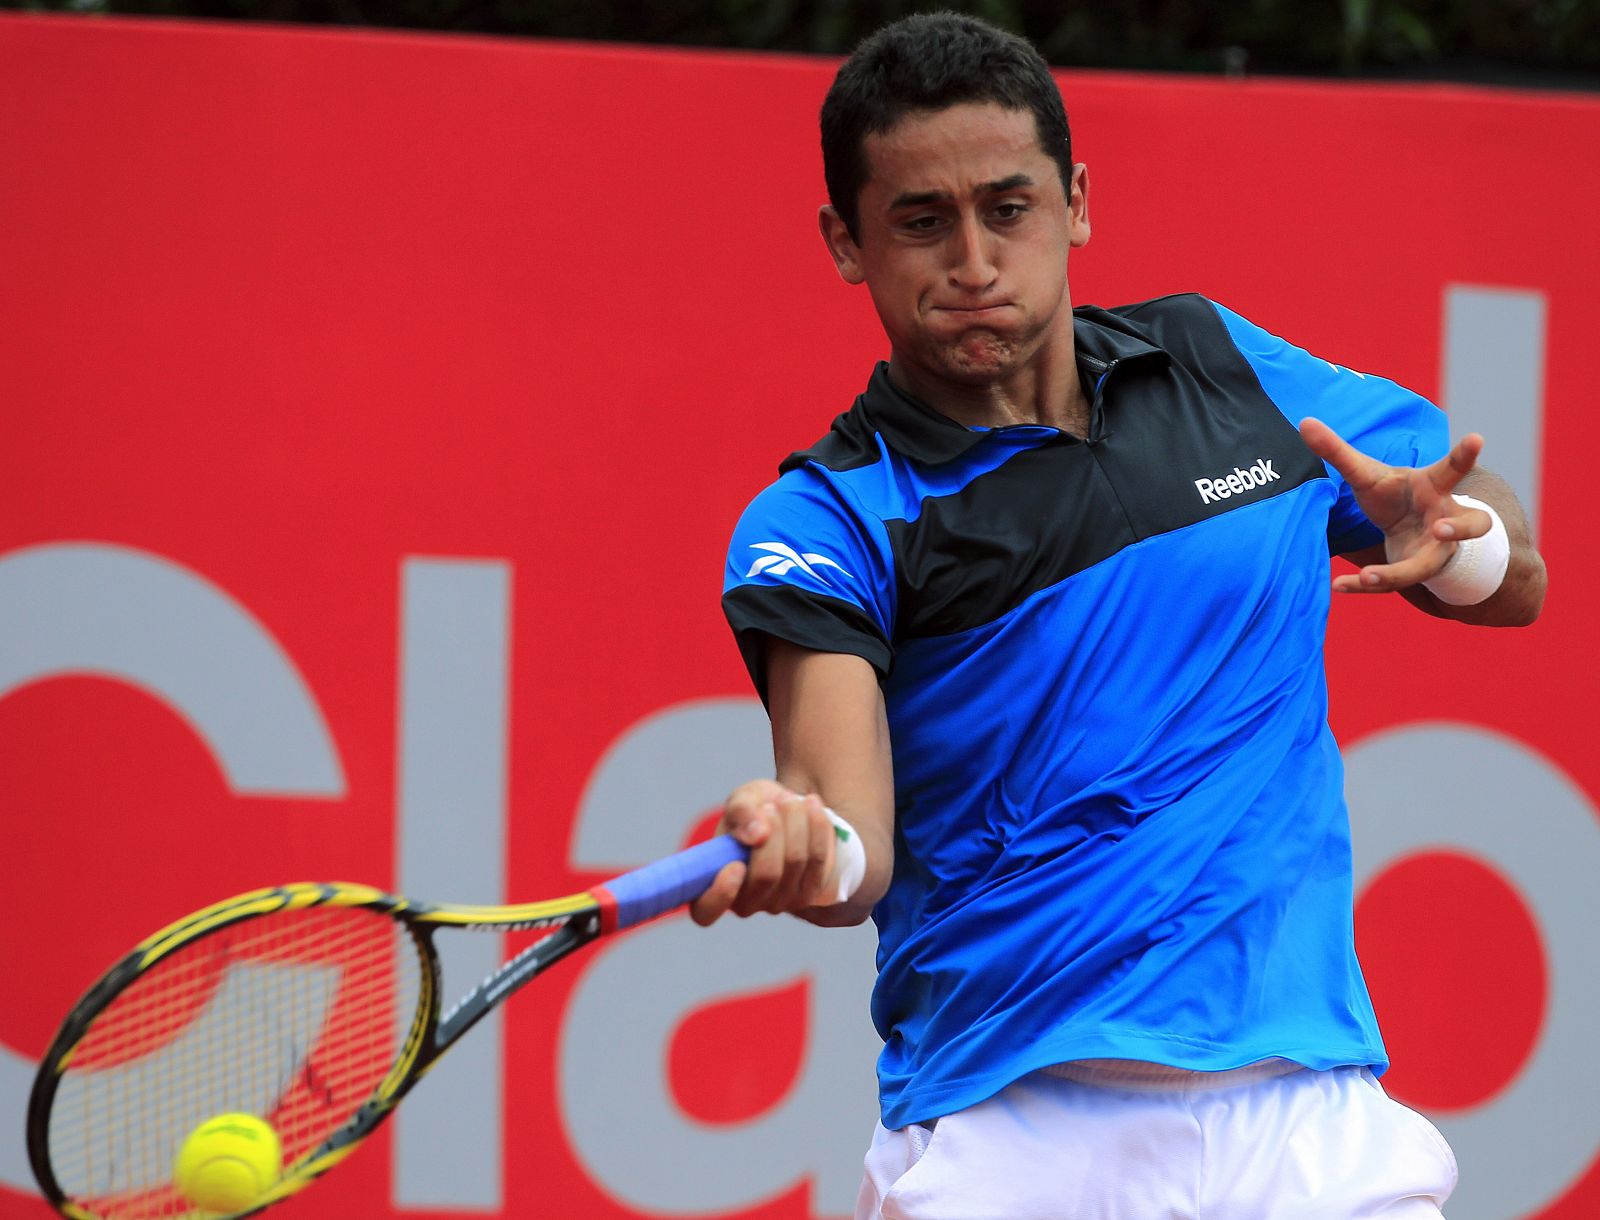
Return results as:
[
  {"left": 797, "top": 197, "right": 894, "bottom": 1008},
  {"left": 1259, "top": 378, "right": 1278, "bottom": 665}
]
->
[{"left": 434, "top": 917, "right": 601, "bottom": 1049}]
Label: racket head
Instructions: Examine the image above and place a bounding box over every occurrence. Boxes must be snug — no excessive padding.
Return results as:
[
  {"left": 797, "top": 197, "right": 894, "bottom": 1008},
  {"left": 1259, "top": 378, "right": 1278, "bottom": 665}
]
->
[{"left": 27, "top": 883, "right": 439, "bottom": 1220}]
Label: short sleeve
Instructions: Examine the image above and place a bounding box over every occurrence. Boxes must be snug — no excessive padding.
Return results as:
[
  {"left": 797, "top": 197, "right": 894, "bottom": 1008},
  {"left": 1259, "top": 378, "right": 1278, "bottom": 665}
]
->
[
  {"left": 721, "top": 465, "right": 897, "bottom": 701},
  {"left": 1209, "top": 301, "right": 1451, "bottom": 554}
]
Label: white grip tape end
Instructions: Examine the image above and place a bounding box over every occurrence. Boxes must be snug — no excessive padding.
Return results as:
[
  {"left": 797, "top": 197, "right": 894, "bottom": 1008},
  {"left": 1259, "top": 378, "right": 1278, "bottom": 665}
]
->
[
  {"left": 1423, "top": 493, "right": 1511, "bottom": 606},
  {"left": 822, "top": 806, "right": 867, "bottom": 903}
]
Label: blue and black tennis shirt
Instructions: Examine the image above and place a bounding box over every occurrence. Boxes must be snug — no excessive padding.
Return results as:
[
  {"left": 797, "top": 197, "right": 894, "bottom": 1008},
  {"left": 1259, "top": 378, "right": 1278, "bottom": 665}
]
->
[{"left": 722, "top": 293, "right": 1450, "bottom": 1129}]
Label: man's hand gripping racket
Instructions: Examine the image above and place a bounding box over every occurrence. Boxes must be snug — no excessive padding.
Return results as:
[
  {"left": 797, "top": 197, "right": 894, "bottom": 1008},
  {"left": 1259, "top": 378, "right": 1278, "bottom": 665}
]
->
[{"left": 27, "top": 812, "right": 867, "bottom": 1220}]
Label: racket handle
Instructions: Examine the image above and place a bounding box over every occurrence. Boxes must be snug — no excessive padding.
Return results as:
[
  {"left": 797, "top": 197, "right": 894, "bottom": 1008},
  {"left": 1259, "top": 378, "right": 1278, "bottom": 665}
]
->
[{"left": 601, "top": 835, "right": 749, "bottom": 931}]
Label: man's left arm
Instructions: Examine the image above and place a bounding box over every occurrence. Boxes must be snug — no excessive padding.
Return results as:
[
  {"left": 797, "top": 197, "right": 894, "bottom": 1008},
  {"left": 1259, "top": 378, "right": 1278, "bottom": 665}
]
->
[{"left": 1300, "top": 417, "right": 1548, "bottom": 627}]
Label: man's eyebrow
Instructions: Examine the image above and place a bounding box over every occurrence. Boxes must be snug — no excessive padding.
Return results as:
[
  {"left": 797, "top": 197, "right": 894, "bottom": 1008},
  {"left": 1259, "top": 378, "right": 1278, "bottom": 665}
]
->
[
  {"left": 983, "top": 173, "right": 1036, "bottom": 193},
  {"left": 887, "top": 174, "right": 1037, "bottom": 210}
]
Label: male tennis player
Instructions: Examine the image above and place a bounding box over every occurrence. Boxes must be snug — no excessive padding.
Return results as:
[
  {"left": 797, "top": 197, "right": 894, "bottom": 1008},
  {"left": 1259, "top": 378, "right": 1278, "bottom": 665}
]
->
[{"left": 693, "top": 13, "right": 1546, "bottom": 1218}]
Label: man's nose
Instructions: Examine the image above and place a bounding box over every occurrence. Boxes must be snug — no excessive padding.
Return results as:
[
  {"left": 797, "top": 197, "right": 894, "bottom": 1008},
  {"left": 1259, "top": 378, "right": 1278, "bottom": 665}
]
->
[{"left": 946, "top": 213, "right": 999, "bottom": 292}]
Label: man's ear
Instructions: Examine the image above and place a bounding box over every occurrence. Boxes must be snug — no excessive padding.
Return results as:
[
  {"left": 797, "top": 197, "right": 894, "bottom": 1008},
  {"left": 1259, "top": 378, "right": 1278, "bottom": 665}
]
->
[
  {"left": 1067, "top": 163, "right": 1091, "bottom": 248},
  {"left": 819, "top": 206, "right": 866, "bottom": 285}
]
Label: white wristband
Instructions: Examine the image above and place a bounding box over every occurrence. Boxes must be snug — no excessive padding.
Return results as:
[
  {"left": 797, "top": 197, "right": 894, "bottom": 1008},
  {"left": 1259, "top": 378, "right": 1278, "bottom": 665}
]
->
[
  {"left": 822, "top": 806, "right": 867, "bottom": 903},
  {"left": 1423, "top": 493, "right": 1511, "bottom": 606}
]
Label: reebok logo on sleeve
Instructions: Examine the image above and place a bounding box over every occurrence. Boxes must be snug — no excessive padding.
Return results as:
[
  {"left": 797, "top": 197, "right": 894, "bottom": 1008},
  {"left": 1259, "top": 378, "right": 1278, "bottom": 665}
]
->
[
  {"left": 1195, "top": 458, "right": 1280, "bottom": 504},
  {"left": 744, "top": 542, "right": 853, "bottom": 582}
]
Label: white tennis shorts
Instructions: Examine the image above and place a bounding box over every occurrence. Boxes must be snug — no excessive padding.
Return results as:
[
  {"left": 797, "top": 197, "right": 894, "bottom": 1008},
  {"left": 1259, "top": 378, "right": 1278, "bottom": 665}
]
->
[{"left": 856, "top": 1061, "right": 1458, "bottom": 1219}]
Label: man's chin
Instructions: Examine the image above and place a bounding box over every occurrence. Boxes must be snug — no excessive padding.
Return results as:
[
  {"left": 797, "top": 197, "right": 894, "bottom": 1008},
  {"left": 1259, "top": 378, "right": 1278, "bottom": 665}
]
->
[{"left": 937, "top": 335, "right": 1021, "bottom": 382}]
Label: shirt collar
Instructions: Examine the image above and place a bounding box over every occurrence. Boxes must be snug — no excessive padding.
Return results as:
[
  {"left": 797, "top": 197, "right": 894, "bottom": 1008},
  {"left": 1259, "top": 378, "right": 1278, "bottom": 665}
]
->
[{"left": 852, "top": 307, "right": 1170, "bottom": 466}]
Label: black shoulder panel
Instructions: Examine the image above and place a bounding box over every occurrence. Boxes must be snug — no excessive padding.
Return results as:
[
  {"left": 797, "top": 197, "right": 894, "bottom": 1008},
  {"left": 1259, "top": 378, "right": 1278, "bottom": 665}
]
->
[
  {"left": 1090, "top": 295, "right": 1327, "bottom": 543},
  {"left": 889, "top": 443, "right": 1137, "bottom": 638}
]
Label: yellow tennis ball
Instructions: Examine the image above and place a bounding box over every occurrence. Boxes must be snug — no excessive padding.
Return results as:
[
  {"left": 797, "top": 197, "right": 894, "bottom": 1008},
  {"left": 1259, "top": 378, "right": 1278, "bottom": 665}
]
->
[{"left": 173, "top": 1113, "right": 282, "bottom": 1213}]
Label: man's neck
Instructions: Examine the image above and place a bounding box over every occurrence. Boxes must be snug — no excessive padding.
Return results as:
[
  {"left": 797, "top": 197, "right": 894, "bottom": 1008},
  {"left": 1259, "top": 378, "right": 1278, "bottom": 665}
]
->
[{"left": 887, "top": 337, "right": 1091, "bottom": 437}]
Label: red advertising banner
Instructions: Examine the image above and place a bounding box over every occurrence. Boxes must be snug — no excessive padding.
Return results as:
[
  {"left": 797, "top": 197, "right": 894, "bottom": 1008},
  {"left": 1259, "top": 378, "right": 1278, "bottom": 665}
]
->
[{"left": 2, "top": 13, "right": 1597, "bottom": 1220}]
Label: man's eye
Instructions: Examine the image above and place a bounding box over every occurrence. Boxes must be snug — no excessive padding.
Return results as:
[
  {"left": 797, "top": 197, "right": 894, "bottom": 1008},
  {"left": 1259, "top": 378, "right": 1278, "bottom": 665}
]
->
[
  {"left": 993, "top": 203, "right": 1029, "bottom": 221},
  {"left": 905, "top": 215, "right": 943, "bottom": 231}
]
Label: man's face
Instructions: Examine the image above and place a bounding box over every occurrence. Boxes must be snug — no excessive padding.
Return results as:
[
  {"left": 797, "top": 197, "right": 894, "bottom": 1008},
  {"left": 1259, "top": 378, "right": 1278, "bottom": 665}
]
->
[{"left": 820, "top": 102, "right": 1090, "bottom": 387}]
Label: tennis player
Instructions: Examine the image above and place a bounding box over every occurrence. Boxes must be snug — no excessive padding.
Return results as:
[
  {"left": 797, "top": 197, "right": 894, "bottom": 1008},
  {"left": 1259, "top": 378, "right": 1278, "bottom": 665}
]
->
[{"left": 693, "top": 14, "right": 1547, "bottom": 1218}]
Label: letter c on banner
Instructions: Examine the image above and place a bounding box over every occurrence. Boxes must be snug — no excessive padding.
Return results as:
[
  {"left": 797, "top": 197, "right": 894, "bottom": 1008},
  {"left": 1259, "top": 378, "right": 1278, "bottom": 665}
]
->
[
  {"left": 0, "top": 542, "right": 344, "bottom": 793},
  {"left": 0, "top": 541, "right": 346, "bottom": 1193},
  {"left": 560, "top": 699, "right": 881, "bottom": 1219},
  {"left": 1346, "top": 724, "right": 1600, "bottom": 1220}
]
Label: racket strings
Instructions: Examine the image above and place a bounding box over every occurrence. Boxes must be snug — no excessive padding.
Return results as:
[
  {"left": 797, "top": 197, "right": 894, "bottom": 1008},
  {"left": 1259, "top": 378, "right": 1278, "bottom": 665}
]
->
[{"left": 46, "top": 905, "right": 425, "bottom": 1219}]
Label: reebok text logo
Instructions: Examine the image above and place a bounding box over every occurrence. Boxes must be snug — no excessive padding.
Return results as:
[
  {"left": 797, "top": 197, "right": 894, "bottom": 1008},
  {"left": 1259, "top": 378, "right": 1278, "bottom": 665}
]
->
[{"left": 1195, "top": 458, "right": 1280, "bottom": 504}]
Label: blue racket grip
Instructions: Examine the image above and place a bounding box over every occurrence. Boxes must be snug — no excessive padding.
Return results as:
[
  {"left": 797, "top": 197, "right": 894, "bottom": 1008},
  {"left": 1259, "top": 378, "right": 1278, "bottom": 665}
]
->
[{"left": 599, "top": 835, "right": 749, "bottom": 931}]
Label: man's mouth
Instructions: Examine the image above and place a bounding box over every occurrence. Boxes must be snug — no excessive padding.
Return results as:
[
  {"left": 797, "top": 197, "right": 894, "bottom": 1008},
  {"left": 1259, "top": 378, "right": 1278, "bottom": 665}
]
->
[{"left": 932, "top": 302, "right": 1015, "bottom": 320}]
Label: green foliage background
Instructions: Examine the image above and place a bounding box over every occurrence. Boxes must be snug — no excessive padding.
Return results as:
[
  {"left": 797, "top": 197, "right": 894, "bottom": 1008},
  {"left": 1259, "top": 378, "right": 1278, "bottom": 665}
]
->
[{"left": 6, "top": 0, "right": 1599, "bottom": 85}]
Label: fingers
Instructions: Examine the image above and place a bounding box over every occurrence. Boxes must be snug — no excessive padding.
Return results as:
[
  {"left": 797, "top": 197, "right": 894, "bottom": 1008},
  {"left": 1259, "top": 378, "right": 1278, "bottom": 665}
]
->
[
  {"left": 1426, "top": 432, "right": 1484, "bottom": 496},
  {"left": 1303, "top": 419, "right": 1486, "bottom": 500},
  {"left": 733, "top": 791, "right": 831, "bottom": 917},
  {"left": 719, "top": 778, "right": 785, "bottom": 850},
  {"left": 1334, "top": 507, "right": 1483, "bottom": 594},
  {"left": 690, "top": 781, "right": 838, "bottom": 925},
  {"left": 803, "top": 798, "right": 837, "bottom": 904},
  {"left": 689, "top": 860, "right": 747, "bottom": 927},
  {"left": 1433, "top": 499, "right": 1491, "bottom": 543},
  {"left": 1299, "top": 416, "right": 1380, "bottom": 489},
  {"left": 1334, "top": 551, "right": 1446, "bottom": 595}
]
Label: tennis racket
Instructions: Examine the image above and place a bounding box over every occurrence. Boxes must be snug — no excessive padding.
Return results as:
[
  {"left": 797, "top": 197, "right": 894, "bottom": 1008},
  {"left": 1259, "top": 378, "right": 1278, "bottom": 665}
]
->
[{"left": 27, "top": 818, "right": 863, "bottom": 1220}]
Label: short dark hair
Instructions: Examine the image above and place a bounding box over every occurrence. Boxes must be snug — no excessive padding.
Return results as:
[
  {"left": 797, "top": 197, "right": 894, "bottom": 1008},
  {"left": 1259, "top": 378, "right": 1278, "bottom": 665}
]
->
[{"left": 820, "top": 13, "right": 1074, "bottom": 243}]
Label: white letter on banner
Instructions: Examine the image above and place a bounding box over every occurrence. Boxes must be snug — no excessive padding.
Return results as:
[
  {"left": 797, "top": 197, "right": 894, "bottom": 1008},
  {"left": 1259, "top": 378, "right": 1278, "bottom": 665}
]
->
[
  {"left": 1346, "top": 725, "right": 1600, "bottom": 1220},
  {"left": 559, "top": 699, "right": 881, "bottom": 1218},
  {"left": 1441, "top": 285, "right": 1546, "bottom": 538},
  {"left": 0, "top": 542, "right": 346, "bottom": 1193}
]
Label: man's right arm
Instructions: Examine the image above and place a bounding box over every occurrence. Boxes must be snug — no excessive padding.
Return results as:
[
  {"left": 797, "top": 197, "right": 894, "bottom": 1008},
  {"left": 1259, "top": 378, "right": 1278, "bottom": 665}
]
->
[{"left": 690, "top": 638, "right": 895, "bottom": 928}]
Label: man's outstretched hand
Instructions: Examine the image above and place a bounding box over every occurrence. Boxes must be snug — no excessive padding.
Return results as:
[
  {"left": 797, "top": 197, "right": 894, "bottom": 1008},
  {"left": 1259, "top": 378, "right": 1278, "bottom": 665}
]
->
[{"left": 1299, "top": 416, "right": 1492, "bottom": 595}]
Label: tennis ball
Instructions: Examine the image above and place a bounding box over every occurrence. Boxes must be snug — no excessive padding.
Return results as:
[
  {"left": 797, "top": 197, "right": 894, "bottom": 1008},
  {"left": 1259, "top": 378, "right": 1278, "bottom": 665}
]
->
[{"left": 173, "top": 1113, "right": 282, "bottom": 1214}]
